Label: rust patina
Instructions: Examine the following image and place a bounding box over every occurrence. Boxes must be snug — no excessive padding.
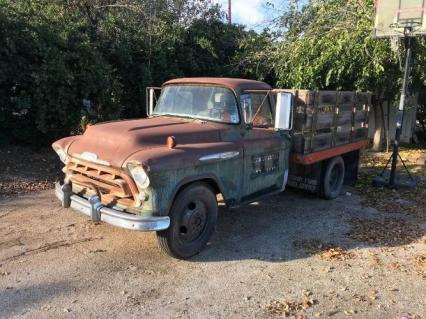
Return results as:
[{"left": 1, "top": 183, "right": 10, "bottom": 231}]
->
[
  {"left": 164, "top": 77, "right": 271, "bottom": 93},
  {"left": 52, "top": 77, "right": 370, "bottom": 259},
  {"left": 53, "top": 77, "right": 370, "bottom": 221},
  {"left": 53, "top": 78, "right": 285, "bottom": 217}
]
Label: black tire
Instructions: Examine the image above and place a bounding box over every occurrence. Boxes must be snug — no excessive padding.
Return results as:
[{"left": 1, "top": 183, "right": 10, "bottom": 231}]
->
[
  {"left": 156, "top": 182, "right": 218, "bottom": 259},
  {"left": 320, "top": 156, "right": 345, "bottom": 200}
]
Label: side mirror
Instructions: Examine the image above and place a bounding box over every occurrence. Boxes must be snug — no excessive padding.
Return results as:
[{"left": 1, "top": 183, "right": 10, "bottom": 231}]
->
[
  {"left": 145, "top": 87, "right": 161, "bottom": 116},
  {"left": 275, "top": 92, "right": 293, "bottom": 130}
]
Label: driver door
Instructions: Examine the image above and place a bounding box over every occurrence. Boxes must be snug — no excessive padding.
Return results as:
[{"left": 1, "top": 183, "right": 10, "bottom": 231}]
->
[{"left": 240, "top": 93, "right": 289, "bottom": 201}]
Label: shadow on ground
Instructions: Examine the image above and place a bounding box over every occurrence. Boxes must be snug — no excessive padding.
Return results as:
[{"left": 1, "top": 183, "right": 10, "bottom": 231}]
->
[
  {"left": 188, "top": 187, "right": 425, "bottom": 263},
  {"left": 0, "top": 281, "right": 74, "bottom": 318}
]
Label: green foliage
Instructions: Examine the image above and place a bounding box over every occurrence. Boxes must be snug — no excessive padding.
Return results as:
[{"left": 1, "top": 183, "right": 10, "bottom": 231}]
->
[
  {"left": 273, "top": 0, "right": 401, "bottom": 98},
  {"left": 0, "top": 0, "right": 254, "bottom": 146},
  {"left": 266, "top": 0, "right": 426, "bottom": 149},
  {"left": 232, "top": 29, "right": 277, "bottom": 82},
  {"left": 3, "top": 0, "right": 424, "bottom": 148}
]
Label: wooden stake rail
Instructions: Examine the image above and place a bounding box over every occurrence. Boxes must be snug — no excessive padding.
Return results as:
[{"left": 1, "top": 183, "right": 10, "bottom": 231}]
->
[{"left": 286, "top": 90, "right": 371, "bottom": 155}]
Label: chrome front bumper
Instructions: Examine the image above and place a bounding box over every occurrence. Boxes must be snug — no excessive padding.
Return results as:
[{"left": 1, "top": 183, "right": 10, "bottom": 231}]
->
[{"left": 55, "top": 182, "right": 170, "bottom": 231}]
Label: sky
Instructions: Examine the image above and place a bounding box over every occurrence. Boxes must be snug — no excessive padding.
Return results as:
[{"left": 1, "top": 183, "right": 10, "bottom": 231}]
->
[{"left": 213, "top": 0, "right": 288, "bottom": 30}]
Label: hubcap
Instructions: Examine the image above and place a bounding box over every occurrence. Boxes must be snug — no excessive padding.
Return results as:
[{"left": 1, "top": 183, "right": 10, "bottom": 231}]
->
[{"left": 178, "top": 200, "right": 208, "bottom": 241}]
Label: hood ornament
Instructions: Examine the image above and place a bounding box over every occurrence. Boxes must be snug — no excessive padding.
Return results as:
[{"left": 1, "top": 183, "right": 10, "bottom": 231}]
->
[{"left": 167, "top": 136, "right": 177, "bottom": 149}]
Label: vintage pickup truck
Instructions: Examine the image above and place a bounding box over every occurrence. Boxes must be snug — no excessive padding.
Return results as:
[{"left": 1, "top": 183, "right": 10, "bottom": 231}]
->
[{"left": 53, "top": 77, "right": 370, "bottom": 258}]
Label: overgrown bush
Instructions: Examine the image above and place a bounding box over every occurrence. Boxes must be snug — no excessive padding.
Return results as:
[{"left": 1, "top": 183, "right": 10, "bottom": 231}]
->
[{"left": 0, "top": 0, "right": 258, "bottom": 146}]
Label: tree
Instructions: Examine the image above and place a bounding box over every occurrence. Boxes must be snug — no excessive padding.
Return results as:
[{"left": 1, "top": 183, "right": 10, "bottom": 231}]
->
[
  {"left": 272, "top": 0, "right": 402, "bottom": 151},
  {"left": 0, "top": 0, "right": 252, "bottom": 146}
]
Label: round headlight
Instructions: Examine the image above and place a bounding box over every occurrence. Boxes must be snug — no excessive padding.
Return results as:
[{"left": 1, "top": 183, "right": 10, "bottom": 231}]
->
[{"left": 129, "top": 166, "right": 150, "bottom": 189}]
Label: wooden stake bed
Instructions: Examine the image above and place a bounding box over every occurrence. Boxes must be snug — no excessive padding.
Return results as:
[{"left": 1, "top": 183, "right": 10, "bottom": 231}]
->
[{"left": 286, "top": 89, "right": 371, "bottom": 161}]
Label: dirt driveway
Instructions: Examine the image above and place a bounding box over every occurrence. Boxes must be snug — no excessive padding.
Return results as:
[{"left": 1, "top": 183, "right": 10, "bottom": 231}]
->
[{"left": 1, "top": 185, "right": 425, "bottom": 319}]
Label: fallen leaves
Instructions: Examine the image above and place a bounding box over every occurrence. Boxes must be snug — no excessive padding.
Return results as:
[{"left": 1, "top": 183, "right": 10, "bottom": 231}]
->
[
  {"left": 349, "top": 218, "right": 423, "bottom": 246},
  {"left": 360, "top": 148, "right": 426, "bottom": 170},
  {"left": 0, "top": 146, "right": 61, "bottom": 198},
  {"left": 265, "top": 299, "right": 317, "bottom": 318},
  {"left": 293, "top": 239, "right": 355, "bottom": 261},
  {"left": 368, "top": 252, "right": 383, "bottom": 266},
  {"left": 367, "top": 289, "right": 378, "bottom": 302},
  {"left": 358, "top": 148, "right": 426, "bottom": 221},
  {"left": 320, "top": 247, "right": 355, "bottom": 261},
  {"left": 0, "top": 180, "right": 55, "bottom": 197},
  {"left": 343, "top": 309, "right": 357, "bottom": 315},
  {"left": 302, "top": 289, "right": 312, "bottom": 297},
  {"left": 367, "top": 250, "right": 426, "bottom": 280},
  {"left": 413, "top": 254, "right": 426, "bottom": 268},
  {"left": 293, "top": 239, "right": 326, "bottom": 256},
  {"left": 412, "top": 254, "right": 426, "bottom": 279},
  {"left": 324, "top": 290, "right": 339, "bottom": 301},
  {"left": 352, "top": 293, "right": 368, "bottom": 303}
]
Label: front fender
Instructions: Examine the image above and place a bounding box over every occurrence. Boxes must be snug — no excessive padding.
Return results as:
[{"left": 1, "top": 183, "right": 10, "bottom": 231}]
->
[
  {"left": 165, "top": 173, "right": 226, "bottom": 212},
  {"left": 124, "top": 142, "right": 243, "bottom": 217},
  {"left": 140, "top": 158, "right": 243, "bottom": 217},
  {"left": 52, "top": 136, "right": 79, "bottom": 153}
]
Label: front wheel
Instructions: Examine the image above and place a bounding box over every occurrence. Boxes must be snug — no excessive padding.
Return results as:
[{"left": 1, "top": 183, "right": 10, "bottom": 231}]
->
[
  {"left": 156, "top": 182, "right": 218, "bottom": 259},
  {"left": 320, "top": 156, "right": 345, "bottom": 200}
]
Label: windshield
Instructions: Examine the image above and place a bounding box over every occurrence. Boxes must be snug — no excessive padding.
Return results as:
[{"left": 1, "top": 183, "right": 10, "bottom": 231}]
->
[{"left": 153, "top": 85, "right": 239, "bottom": 124}]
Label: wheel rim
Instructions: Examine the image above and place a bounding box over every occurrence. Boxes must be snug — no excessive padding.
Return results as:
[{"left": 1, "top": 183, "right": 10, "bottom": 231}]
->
[
  {"left": 329, "top": 165, "right": 341, "bottom": 191},
  {"left": 178, "top": 199, "right": 208, "bottom": 242}
]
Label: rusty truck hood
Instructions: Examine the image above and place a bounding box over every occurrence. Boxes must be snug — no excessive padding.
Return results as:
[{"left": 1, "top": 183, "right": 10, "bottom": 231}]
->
[{"left": 67, "top": 117, "right": 223, "bottom": 167}]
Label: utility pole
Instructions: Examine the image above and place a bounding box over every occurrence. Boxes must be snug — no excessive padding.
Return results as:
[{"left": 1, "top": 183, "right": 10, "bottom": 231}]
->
[{"left": 228, "top": 0, "right": 232, "bottom": 24}]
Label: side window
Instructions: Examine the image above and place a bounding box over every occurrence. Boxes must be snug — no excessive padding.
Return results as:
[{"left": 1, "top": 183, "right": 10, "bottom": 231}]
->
[{"left": 248, "top": 94, "right": 274, "bottom": 128}]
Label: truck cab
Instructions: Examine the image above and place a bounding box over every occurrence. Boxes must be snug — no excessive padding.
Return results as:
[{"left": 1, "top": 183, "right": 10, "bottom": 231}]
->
[{"left": 53, "top": 77, "right": 368, "bottom": 259}]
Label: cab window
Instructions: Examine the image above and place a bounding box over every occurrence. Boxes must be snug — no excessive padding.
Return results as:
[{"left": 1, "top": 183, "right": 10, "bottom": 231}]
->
[{"left": 240, "top": 93, "right": 274, "bottom": 128}]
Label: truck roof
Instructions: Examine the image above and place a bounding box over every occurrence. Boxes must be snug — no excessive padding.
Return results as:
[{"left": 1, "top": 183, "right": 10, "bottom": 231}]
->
[{"left": 163, "top": 77, "right": 272, "bottom": 92}]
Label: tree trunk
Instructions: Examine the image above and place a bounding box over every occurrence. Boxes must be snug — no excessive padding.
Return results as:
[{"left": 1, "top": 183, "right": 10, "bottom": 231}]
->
[
  {"left": 372, "top": 97, "right": 383, "bottom": 152},
  {"left": 380, "top": 100, "right": 387, "bottom": 152},
  {"left": 386, "top": 101, "right": 390, "bottom": 152}
]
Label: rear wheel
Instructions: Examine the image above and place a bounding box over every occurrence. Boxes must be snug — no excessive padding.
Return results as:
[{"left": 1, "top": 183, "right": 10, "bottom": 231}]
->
[
  {"left": 320, "top": 156, "right": 345, "bottom": 200},
  {"left": 156, "top": 182, "right": 218, "bottom": 259}
]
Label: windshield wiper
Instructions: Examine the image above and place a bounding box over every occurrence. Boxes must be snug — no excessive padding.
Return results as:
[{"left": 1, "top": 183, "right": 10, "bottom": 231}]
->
[
  {"left": 154, "top": 113, "right": 197, "bottom": 120},
  {"left": 151, "top": 113, "right": 177, "bottom": 118}
]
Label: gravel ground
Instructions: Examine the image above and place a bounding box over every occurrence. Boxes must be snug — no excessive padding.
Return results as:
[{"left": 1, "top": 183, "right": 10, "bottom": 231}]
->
[{"left": 0, "top": 185, "right": 425, "bottom": 319}]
